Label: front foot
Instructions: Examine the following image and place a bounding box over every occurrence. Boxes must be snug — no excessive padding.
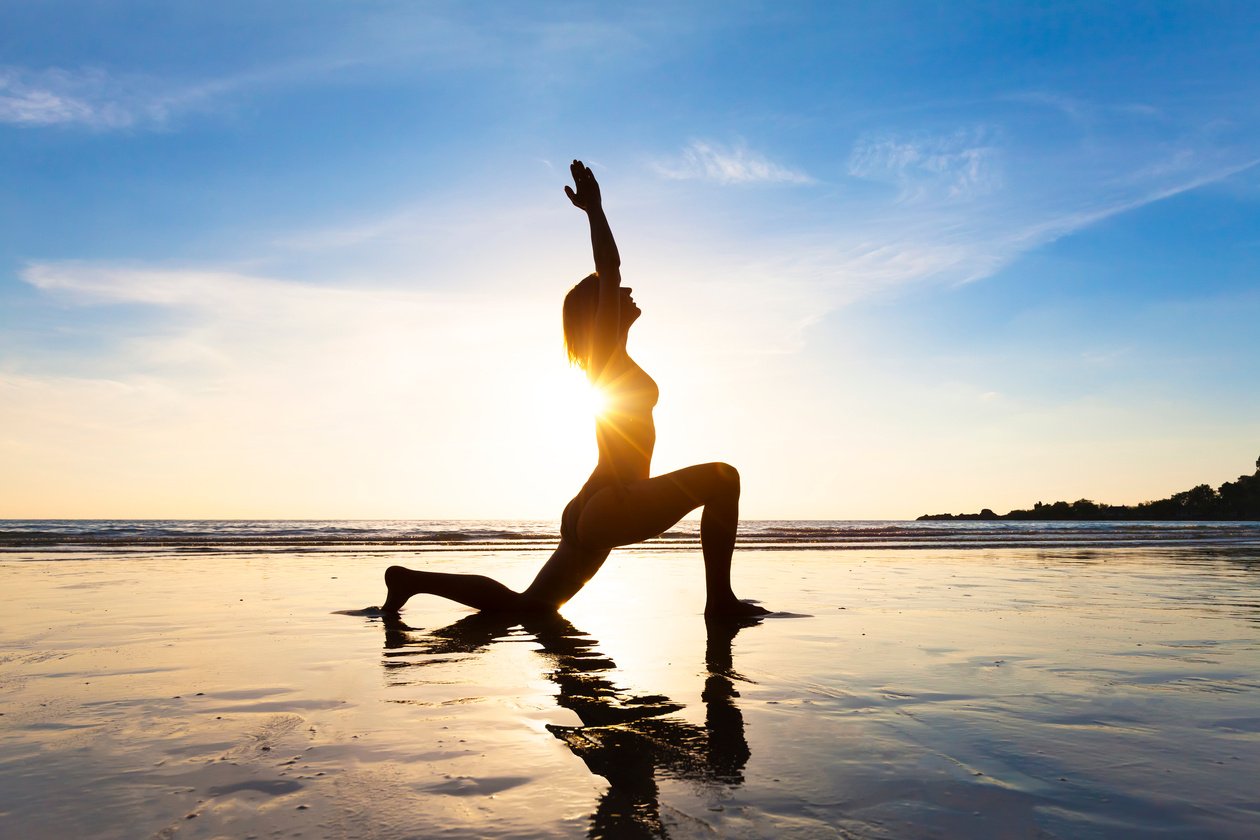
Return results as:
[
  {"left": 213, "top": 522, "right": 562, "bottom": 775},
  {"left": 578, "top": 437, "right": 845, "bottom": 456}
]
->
[{"left": 705, "top": 597, "right": 771, "bottom": 618}]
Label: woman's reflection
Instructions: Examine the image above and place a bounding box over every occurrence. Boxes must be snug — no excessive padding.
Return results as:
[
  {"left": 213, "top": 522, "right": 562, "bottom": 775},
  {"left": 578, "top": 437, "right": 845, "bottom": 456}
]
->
[{"left": 378, "top": 612, "right": 759, "bottom": 838}]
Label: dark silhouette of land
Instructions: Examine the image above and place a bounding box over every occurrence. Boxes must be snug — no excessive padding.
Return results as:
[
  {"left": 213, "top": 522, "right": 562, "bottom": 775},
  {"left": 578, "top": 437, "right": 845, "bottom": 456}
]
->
[{"left": 919, "top": 455, "right": 1260, "bottom": 521}]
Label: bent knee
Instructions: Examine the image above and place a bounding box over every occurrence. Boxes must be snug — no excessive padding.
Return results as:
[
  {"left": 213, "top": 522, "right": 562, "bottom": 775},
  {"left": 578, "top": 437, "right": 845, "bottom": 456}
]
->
[{"left": 711, "top": 462, "right": 740, "bottom": 492}]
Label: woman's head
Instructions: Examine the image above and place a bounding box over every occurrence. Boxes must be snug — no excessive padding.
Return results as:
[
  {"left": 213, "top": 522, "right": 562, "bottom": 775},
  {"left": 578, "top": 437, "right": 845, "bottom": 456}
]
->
[{"left": 563, "top": 273, "right": 641, "bottom": 368}]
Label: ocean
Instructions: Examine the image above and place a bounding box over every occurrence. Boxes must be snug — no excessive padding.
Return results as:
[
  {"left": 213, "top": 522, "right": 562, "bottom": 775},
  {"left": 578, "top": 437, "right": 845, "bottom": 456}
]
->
[{"left": 3, "top": 518, "right": 1259, "bottom": 554}]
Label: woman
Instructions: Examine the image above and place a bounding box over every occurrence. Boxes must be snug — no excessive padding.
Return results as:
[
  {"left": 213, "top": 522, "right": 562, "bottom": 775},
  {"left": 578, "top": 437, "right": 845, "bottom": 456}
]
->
[{"left": 379, "top": 160, "right": 766, "bottom": 617}]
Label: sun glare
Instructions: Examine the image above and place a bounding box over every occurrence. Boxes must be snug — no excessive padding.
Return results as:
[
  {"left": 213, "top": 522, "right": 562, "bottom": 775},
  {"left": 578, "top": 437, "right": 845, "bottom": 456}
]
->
[
  {"left": 581, "top": 381, "right": 610, "bottom": 418},
  {"left": 549, "top": 368, "right": 610, "bottom": 420}
]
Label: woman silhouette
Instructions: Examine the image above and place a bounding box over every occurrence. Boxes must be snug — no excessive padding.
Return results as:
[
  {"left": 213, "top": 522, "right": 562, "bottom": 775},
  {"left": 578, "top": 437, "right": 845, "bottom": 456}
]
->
[{"left": 380, "top": 160, "right": 766, "bottom": 617}]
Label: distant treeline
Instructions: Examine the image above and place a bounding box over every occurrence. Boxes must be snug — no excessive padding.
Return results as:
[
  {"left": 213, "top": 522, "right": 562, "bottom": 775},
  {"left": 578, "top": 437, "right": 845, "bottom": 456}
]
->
[{"left": 918, "top": 456, "right": 1260, "bottom": 521}]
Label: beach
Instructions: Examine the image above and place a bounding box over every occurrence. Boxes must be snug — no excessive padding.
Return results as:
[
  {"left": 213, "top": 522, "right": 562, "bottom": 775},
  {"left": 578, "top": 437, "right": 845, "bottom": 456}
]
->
[{"left": 3, "top": 528, "right": 1259, "bottom": 838}]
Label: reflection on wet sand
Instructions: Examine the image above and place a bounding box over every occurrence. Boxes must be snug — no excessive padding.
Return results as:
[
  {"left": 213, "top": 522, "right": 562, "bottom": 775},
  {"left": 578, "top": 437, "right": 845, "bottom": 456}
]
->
[{"left": 380, "top": 612, "right": 758, "bottom": 837}]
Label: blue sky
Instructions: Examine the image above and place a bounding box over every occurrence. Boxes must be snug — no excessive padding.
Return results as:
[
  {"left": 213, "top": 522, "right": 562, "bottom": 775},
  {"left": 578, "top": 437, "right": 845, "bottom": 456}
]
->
[{"left": 2, "top": 2, "right": 1259, "bottom": 518}]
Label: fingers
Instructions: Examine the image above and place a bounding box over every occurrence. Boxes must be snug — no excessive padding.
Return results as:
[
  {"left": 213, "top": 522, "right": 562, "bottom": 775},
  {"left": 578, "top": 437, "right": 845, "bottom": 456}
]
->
[{"left": 567, "top": 159, "right": 599, "bottom": 207}]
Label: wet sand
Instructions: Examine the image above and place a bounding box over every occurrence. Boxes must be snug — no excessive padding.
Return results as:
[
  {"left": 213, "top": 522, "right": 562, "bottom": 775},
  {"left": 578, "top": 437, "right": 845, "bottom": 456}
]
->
[{"left": 2, "top": 545, "right": 1259, "bottom": 838}]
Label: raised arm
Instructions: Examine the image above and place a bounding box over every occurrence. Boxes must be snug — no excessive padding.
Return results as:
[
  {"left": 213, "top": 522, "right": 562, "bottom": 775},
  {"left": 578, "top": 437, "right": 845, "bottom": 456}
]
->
[{"left": 565, "top": 160, "right": 622, "bottom": 376}]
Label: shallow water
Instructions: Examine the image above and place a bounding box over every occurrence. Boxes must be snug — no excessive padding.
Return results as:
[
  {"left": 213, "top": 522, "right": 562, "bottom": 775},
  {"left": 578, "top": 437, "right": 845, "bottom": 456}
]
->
[{"left": 2, "top": 545, "right": 1259, "bottom": 838}]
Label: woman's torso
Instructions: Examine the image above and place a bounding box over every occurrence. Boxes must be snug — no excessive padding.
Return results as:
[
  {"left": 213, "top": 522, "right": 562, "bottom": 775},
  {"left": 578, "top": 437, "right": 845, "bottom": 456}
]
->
[{"left": 591, "top": 354, "right": 658, "bottom": 484}]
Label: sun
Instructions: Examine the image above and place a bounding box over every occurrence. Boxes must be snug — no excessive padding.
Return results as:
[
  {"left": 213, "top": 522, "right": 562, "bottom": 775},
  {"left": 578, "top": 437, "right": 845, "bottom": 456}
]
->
[
  {"left": 546, "top": 367, "right": 610, "bottom": 420},
  {"left": 533, "top": 367, "right": 609, "bottom": 421},
  {"left": 577, "top": 380, "right": 610, "bottom": 418}
]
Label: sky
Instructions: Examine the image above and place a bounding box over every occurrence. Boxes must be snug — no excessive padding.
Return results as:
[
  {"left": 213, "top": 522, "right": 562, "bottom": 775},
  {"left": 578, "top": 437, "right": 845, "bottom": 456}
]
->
[{"left": 2, "top": 1, "right": 1259, "bottom": 520}]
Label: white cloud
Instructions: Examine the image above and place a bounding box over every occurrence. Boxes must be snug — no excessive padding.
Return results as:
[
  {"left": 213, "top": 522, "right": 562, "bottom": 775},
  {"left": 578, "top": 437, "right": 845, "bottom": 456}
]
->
[
  {"left": 0, "top": 7, "right": 690, "bottom": 132},
  {"left": 25, "top": 263, "right": 273, "bottom": 305},
  {"left": 0, "top": 62, "right": 319, "bottom": 130},
  {"left": 0, "top": 66, "right": 175, "bottom": 129},
  {"left": 848, "top": 128, "right": 1001, "bottom": 200},
  {"left": 989, "top": 157, "right": 1260, "bottom": 260},
  {"left": 652, "top": 140, "right": 813, "bottom": 185}
]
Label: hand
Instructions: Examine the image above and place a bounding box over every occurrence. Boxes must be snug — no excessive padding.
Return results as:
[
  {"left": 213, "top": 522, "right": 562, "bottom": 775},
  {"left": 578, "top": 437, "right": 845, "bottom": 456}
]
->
[{"left": 564, "top": 159, "right": 603, "bottom": 212}]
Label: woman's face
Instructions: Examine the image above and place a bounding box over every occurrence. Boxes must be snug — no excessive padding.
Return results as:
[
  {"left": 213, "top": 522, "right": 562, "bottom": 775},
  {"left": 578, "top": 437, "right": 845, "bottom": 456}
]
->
[{"left": 621, "top": 286, "right": 641, "bottom": 327}]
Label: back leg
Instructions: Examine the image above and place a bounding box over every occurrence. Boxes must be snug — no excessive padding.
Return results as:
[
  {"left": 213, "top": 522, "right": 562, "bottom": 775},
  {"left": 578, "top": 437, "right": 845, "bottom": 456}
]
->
[{"left": 381, "top": 565, "right": 530, "bottom": 613}]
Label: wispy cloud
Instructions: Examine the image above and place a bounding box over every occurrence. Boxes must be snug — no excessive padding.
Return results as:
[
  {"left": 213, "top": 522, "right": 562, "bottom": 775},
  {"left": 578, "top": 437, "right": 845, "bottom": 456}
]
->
[
  {"left": 24, "top": 263, "right": 275, "bottom": 305},
  {"left": 993, "top": 157, "right": 1260, "bottom": 257},
  {"left": 652, "top": 140, "right": 813, "bottom": 185},
  {"left": 848, "top": 128, "right": 1001, "bottom": 200},
  {"left": 0, "top": 7, "right": 689, "bottom": 132},
  {"left": 0, "top": 60, "right": 342, "bottom": 130},
  {"left": 1005, "top": 91, "right": 1171, "bottom": 128},
  {"left": 0, "top": 66, "right": 194, "bottom": 129}
]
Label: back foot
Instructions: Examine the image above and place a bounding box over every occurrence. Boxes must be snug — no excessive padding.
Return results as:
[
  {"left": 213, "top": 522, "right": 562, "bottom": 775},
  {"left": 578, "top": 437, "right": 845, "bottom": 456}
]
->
[{"left": 380, "top": 565, "right": 412, "bottom": 613}]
